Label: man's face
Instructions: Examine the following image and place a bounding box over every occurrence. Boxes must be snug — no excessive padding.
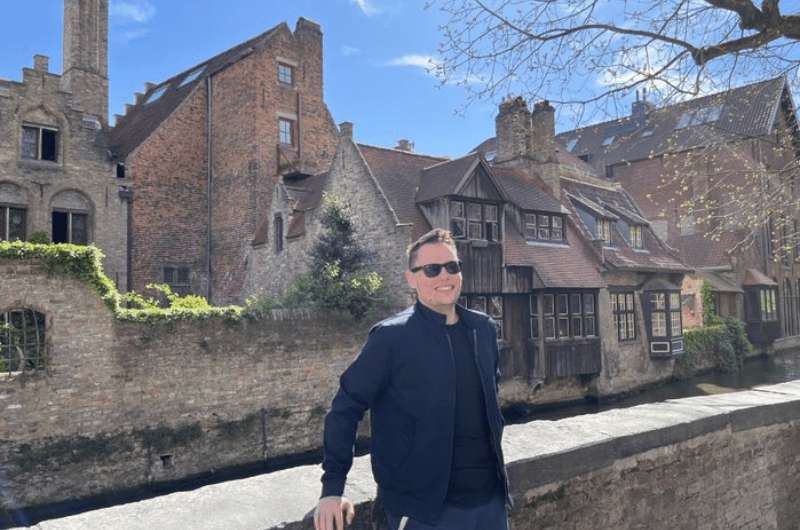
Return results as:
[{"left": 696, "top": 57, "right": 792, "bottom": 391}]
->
[{"left": 404, "top": 242, "right": 463, "bottom": 313}]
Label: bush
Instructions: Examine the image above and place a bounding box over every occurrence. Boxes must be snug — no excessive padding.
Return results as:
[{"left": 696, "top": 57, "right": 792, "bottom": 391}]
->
[
  {"left": 28, "top": 232, "right": 50, "bottom": 244},
  {"left": 677, "top": 316, "right": 753, "bottom": 376},
  {"left": 284, "top": 193, "right": 386, "bottom": 320}
]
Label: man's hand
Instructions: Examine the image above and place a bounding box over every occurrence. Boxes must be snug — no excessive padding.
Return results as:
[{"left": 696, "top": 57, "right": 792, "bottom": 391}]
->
[{"left": 314, "top": 496, "right": 355, "bottom": 530}]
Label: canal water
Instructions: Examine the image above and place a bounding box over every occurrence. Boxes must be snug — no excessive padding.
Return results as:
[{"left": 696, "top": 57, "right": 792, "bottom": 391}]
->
[
  {"left": 507, "top": 348, "right": 800, "bottom": 423},
  {"left": 5, "top": 349, "right": 800, "bottom": 529}
]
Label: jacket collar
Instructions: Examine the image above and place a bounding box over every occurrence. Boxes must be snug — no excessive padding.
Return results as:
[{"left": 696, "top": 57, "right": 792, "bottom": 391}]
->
[{"left": 414, "top": 300, "right": 479, "bottom": 328}]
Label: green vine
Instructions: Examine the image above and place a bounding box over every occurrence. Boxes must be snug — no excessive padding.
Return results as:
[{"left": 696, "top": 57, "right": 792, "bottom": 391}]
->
[
  {"left": 701, "top": 280, "right": 721, "bottom": 327},
  {"left": 0, "top": 241, "right": 243, "bottom": 324}
]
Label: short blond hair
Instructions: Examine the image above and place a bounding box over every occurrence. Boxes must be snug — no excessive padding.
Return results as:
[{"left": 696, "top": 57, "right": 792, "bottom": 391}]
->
[{"left": 406, "top": 228, "right": 457, "bottom": 269}]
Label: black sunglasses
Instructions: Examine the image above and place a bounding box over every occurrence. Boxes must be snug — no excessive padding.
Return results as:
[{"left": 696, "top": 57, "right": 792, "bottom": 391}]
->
[{"left": 410, "top": 260, "right": 462, "bottom": 278}]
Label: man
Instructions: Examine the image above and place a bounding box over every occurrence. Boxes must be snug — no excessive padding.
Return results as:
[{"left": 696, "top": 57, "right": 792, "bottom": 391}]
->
[{"left": 314, "top": 229, "right": 511, "bottom": 530}]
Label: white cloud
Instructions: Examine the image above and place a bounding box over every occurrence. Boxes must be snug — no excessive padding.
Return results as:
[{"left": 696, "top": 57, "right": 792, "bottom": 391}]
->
[
  {"left": 350, "top": 0, "right": 380, "bottom": 16},
  {"left": 120, "top": 28, "right": 150, "bottom": 43},
  {"left": 386, "top": 54, "right": 484, "bottom": 86},
  {"left": 341, "top": 45, "right": 361, "bottom": 57},
  {"left": 387, "top": 54, "right": 440, "bottom": 70},
  {"left": 110, "top": 0, "right": 156, "bottom": 24}
]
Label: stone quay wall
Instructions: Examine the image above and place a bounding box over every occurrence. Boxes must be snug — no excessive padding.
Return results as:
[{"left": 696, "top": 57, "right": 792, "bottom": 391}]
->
[{"left": 0, "top": 258, "right": 371, "bottom": 510}]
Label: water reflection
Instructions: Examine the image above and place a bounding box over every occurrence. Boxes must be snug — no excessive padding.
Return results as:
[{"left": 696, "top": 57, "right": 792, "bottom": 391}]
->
[{"left": 508, "top": 349, "right": 800, "bottom": 423}]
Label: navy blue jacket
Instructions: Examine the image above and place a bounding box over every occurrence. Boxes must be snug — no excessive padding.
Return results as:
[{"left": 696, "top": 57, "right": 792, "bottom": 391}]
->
[{"left": 321, "top": 302, "right": 511, "bottom": 524}]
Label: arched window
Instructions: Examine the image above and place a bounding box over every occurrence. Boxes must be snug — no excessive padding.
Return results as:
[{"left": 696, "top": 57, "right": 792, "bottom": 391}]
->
[
  {"left": 0, "top": 182, "right": 28, "bottom": 241},
  {"left": 51, "top": 190, "right": 92, "bottom": 244},
  {"left": 1, "top": 309, "right": 46, "bottom": 374},
  {"left": 274, "top": 214, "right": 284, "bottom": 253}
]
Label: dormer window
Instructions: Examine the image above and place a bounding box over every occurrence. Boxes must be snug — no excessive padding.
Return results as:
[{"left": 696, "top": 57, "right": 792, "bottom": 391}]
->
[
  {"left": 597, "top": 218, "right": 612, "bottom": 244},
  {"left": 524, "top": 213, "right": 564, "bottom": 242},
  {"left": 450, "top": 199, "right": 501, "bottom": 241},
  {"left": 629, "top": 224, "right": 644, "bottom": 249}
]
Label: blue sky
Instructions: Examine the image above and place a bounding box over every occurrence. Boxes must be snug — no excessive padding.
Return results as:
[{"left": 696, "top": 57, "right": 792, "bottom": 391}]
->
[{"left": 0, "top": 0, "right": 502, "bottom": 158}]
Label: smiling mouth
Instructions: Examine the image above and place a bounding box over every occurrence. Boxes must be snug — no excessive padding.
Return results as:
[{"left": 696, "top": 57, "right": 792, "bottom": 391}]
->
[{"left": 435, "top": 286, "right": 455, "bottom": 291}]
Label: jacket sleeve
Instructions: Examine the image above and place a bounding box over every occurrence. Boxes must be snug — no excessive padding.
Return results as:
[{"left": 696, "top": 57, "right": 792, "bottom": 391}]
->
[{"left": 320, "top": 326, "right": 392, "bottom": 497}]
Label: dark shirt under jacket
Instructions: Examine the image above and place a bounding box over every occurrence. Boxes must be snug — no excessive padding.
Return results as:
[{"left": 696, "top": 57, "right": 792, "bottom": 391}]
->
[{"left": 444, "top": 318, "right": 501, "bottom": 507}]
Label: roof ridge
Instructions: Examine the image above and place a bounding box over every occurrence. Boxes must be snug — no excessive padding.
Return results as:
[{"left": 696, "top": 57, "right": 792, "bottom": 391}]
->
[
  {"left": 355, "top": 142, "right": 448, "bottom": 161},
  {"left": 557, "top": 76, "right": 785, "bottom": 137},
  {"left": 421, "top": 151, "right": 477, "bottom": 171}
]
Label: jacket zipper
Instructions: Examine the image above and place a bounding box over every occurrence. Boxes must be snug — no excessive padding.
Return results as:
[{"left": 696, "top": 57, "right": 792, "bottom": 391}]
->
[{"left": 471, "top": 328, "right": 511, "bottom": 501}]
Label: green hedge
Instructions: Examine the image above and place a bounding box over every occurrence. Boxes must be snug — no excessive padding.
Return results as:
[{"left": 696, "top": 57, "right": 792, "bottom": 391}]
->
[
  {"left": 0, "top": 241, "right": 243, "bottom": 323},
  {"left": 676, "top": 316, "right": 753, "bottom": 376}
]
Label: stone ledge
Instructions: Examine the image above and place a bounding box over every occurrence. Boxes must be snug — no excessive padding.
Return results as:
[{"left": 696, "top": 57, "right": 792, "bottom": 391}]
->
[{"left": 15, "top": 380, "right": 800, "bottom": 530}]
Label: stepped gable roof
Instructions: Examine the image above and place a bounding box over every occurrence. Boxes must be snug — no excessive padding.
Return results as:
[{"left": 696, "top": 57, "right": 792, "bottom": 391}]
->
[
  {"left": 490, "top": 166, "right": 564, "bottom": 213},
  {"left": 109, "top": 23, "right": 285, "bottom": 158},
  {"left": 503, "top": 218, "right": 604, "bottom": 288},
  {"left": 356, "top": 143, "right": 447, "bottom": 233},
  {"left": 556, "top": 77, "right": 787, "bottom": 168},
  {"left": 561, "top": 177, "right": 689, "bottom": 273},
  {"left": 416, "top": 153, "right": 482, "bottom": 202}
]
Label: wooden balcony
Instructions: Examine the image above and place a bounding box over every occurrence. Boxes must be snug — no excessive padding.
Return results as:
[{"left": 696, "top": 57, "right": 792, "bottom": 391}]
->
[{"left": 544, "top": 338, "right": 602, "bottom": 378}]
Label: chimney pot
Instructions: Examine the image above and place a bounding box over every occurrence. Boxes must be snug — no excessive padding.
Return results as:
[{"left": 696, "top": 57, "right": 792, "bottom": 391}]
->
[
  {"left": 339, "top": 121, "right": 353, "bottom": 139},
  {"left": 396, "top": 139, "right": 414, "bottom": 152},
  {"left": 33, "top": 55, "right": 49, "bottom": 72},
  {"left": 134, "top": 92, "right": 144, "bottom": 104}
]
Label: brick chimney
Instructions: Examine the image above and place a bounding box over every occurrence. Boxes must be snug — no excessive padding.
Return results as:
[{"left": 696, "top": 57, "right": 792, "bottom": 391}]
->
[
  {"left": 631, "top": 88, "right": 655, "bottom": 118},
  {"left": 529, "top": 100, "right": 556, "bottom": 163},
  {"left": 395, "top": 139, "right": 414, "bottom": 152},
  {"left": 495, "top": 96, "right": 530, "bottom": 164},
  {"left": 62, "top": 0, "right": 109, "bottom": 121},
  {"left": 339, "top": 121, "right": 353, "bottom": 140}
]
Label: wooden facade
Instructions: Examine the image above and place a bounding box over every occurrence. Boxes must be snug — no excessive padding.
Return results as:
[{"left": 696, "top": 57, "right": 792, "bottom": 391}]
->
[
  {"left": 456, "top": 240, "right": 503, "bottom": 294},
  {"left": 544, "top": 338, "right": 602, "bottom": 378}
]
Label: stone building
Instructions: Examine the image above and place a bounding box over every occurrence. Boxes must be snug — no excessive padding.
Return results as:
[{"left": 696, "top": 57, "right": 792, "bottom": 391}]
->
[
  {"left": 265, "top": 99, "right": 690, "bottom": 404},
  {"left": 109, "top": 17, "right": 339, "bottom": 304},
  {"left": 0, "top": 0, "right": 129, "bottom": 288},
  {"left": 553, "top": 78, "right": 800, "bottom": 350}
]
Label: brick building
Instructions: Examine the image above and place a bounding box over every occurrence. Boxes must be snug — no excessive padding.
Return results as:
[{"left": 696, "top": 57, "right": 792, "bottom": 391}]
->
[
  {"left": 109, "top": 17, "right": 339, "bottom": 304},
  {"left": 265, "top": 98, "right": 690, "bottom": 404},
  {"left": 0, "top": 0, "right": 129, "bottom": 288},
  {"left": 555, "top": 78, "right": 800, "bottom": 349}
]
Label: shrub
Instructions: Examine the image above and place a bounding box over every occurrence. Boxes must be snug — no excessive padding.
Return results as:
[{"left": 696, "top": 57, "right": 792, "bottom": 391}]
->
[{"left": 677, "top": 316, "right": 753, "bottom": 376}]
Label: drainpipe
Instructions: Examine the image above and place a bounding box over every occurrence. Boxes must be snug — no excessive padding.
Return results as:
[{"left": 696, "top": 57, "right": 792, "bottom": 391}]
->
[
  {"left": 296, "top": 92, "right": 302, "bottom": 162},
  {"left": 206, "top": 75, "right": 214, "bottom": 302}
]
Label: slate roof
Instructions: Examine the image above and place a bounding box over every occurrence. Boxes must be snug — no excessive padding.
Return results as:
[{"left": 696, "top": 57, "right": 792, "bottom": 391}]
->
[
  {"left": 109, "top": 23, "right": 286, "bottom": 158},
  {"left": 674, "top": 231, "right": 742, "bottom": 269},
  {"left": 416, "top": 153, "right": 481, "bottom": 202},
  {"left": 503, "top": 219, "right": 604, "bottom": 288},
  {"left": 556, "top": 77, "right": 787, "bottom": 168},
  {"left": 491, "top": 166, "right": 564, "bottom": 213},
  {"left": 356, "top": 144, "right": 447, "bottom": 233},
  {"left": 696, "top": 270, "right": 743, "bottom": 293}
]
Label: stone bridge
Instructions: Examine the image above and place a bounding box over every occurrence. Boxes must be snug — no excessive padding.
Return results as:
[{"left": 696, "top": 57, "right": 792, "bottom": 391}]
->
[{"left": 15, "top": 379, "right": 800, "bottom": 530}]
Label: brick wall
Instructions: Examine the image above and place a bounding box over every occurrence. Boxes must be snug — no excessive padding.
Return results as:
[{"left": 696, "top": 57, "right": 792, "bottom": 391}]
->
[
  {"left": 0, "top": 258, "right": 370, "bottom": 509},
  {"left": 0, "top": 67, "right": 128, "bottom": 290}
]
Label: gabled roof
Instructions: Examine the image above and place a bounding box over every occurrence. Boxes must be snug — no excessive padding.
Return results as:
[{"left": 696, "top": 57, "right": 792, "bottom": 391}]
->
[
  {"left": 356, "top": 143, "right": 447, "bottom": 229},
  {"left": 109, "top": 23, "right": 286, "bottom": 158},
  {"left": 491, "top": 166, "right": 564, "bottom": 214},
  {"left": 561, "top": 177, "right": 689, "bottom": 273},
  {"left": 696, "top": 270, "right": 743, "bottom": 293},
  {"left": 557, "top": 77, "right": 788, "bottom": 168},
  {"left": 416, "top": 153, "right": 482, "bottom": 202}
]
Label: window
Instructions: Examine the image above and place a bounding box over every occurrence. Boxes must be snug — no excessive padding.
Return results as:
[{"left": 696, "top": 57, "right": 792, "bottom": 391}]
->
[
  {"left": 278, "top": 63, "right": 294, "bottom": 85},
  {"left": 629, "top": 225, "right": 644, "bottom": 249},
  {"left": 279, "top": 118, "right": 294, "bottom": 145},
  {"left": 1, "top": 309, "right": 46, "bottom": 375},
  {"left": 22, "top": 125, "right": 58, "bottom": 162},
  {"left": 597, "top": 218, "right": 612, "bottom": 244},
  {"left": 145, "top": 84, "right": 168, "bottom": 104},
  {"left": 274, "top": 214, "right": 284, "bottom": 253},
  {"left": 601, "top": 135, "right": 615, "bottom": 147},
  {"left": 675, "top": 104, "right": 723, "bottom": 129},
  {"left": 611, "top": 292, "right": 637, "bottom": 341},
  {"left": 488, "top": 295, "right": 504, "bottom": 340},
  {"left": 565, "top": 137, "right": 578, "bottom": 152},
  {"left": 542, "top": 291, "right": 597, "bottom": 340},
  {"left": 450, "top": 200, "right": 465, "bottom": 238},
  {"left": 529, "top": 294, "right": 539, "bottom": 339},
  {"left": 52, "top": 211, "right": 88, "bottom": 244},
  {"left": 164, "top": 267, "right": 191, "bottom": 296},
  {"left": 761, "top": 288, "right": 778, "bottom": 321},
  {"left": 0, "top": 206, "right": 26, "bottom": 241},
  {"left": 524, "top": 212, "right": 565, "bottom": 242},
  {"left": 450, "top": 200, "right": 501, "bottom": 241},
  {"left": 648, "top": 291, "right": 682, "bottom": 338},
  {"left": 179, "top": 67, "right": 205, "bottom": 88},
  {"left": 641, "top": 127, "right": 655, "bottom": 138}
]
